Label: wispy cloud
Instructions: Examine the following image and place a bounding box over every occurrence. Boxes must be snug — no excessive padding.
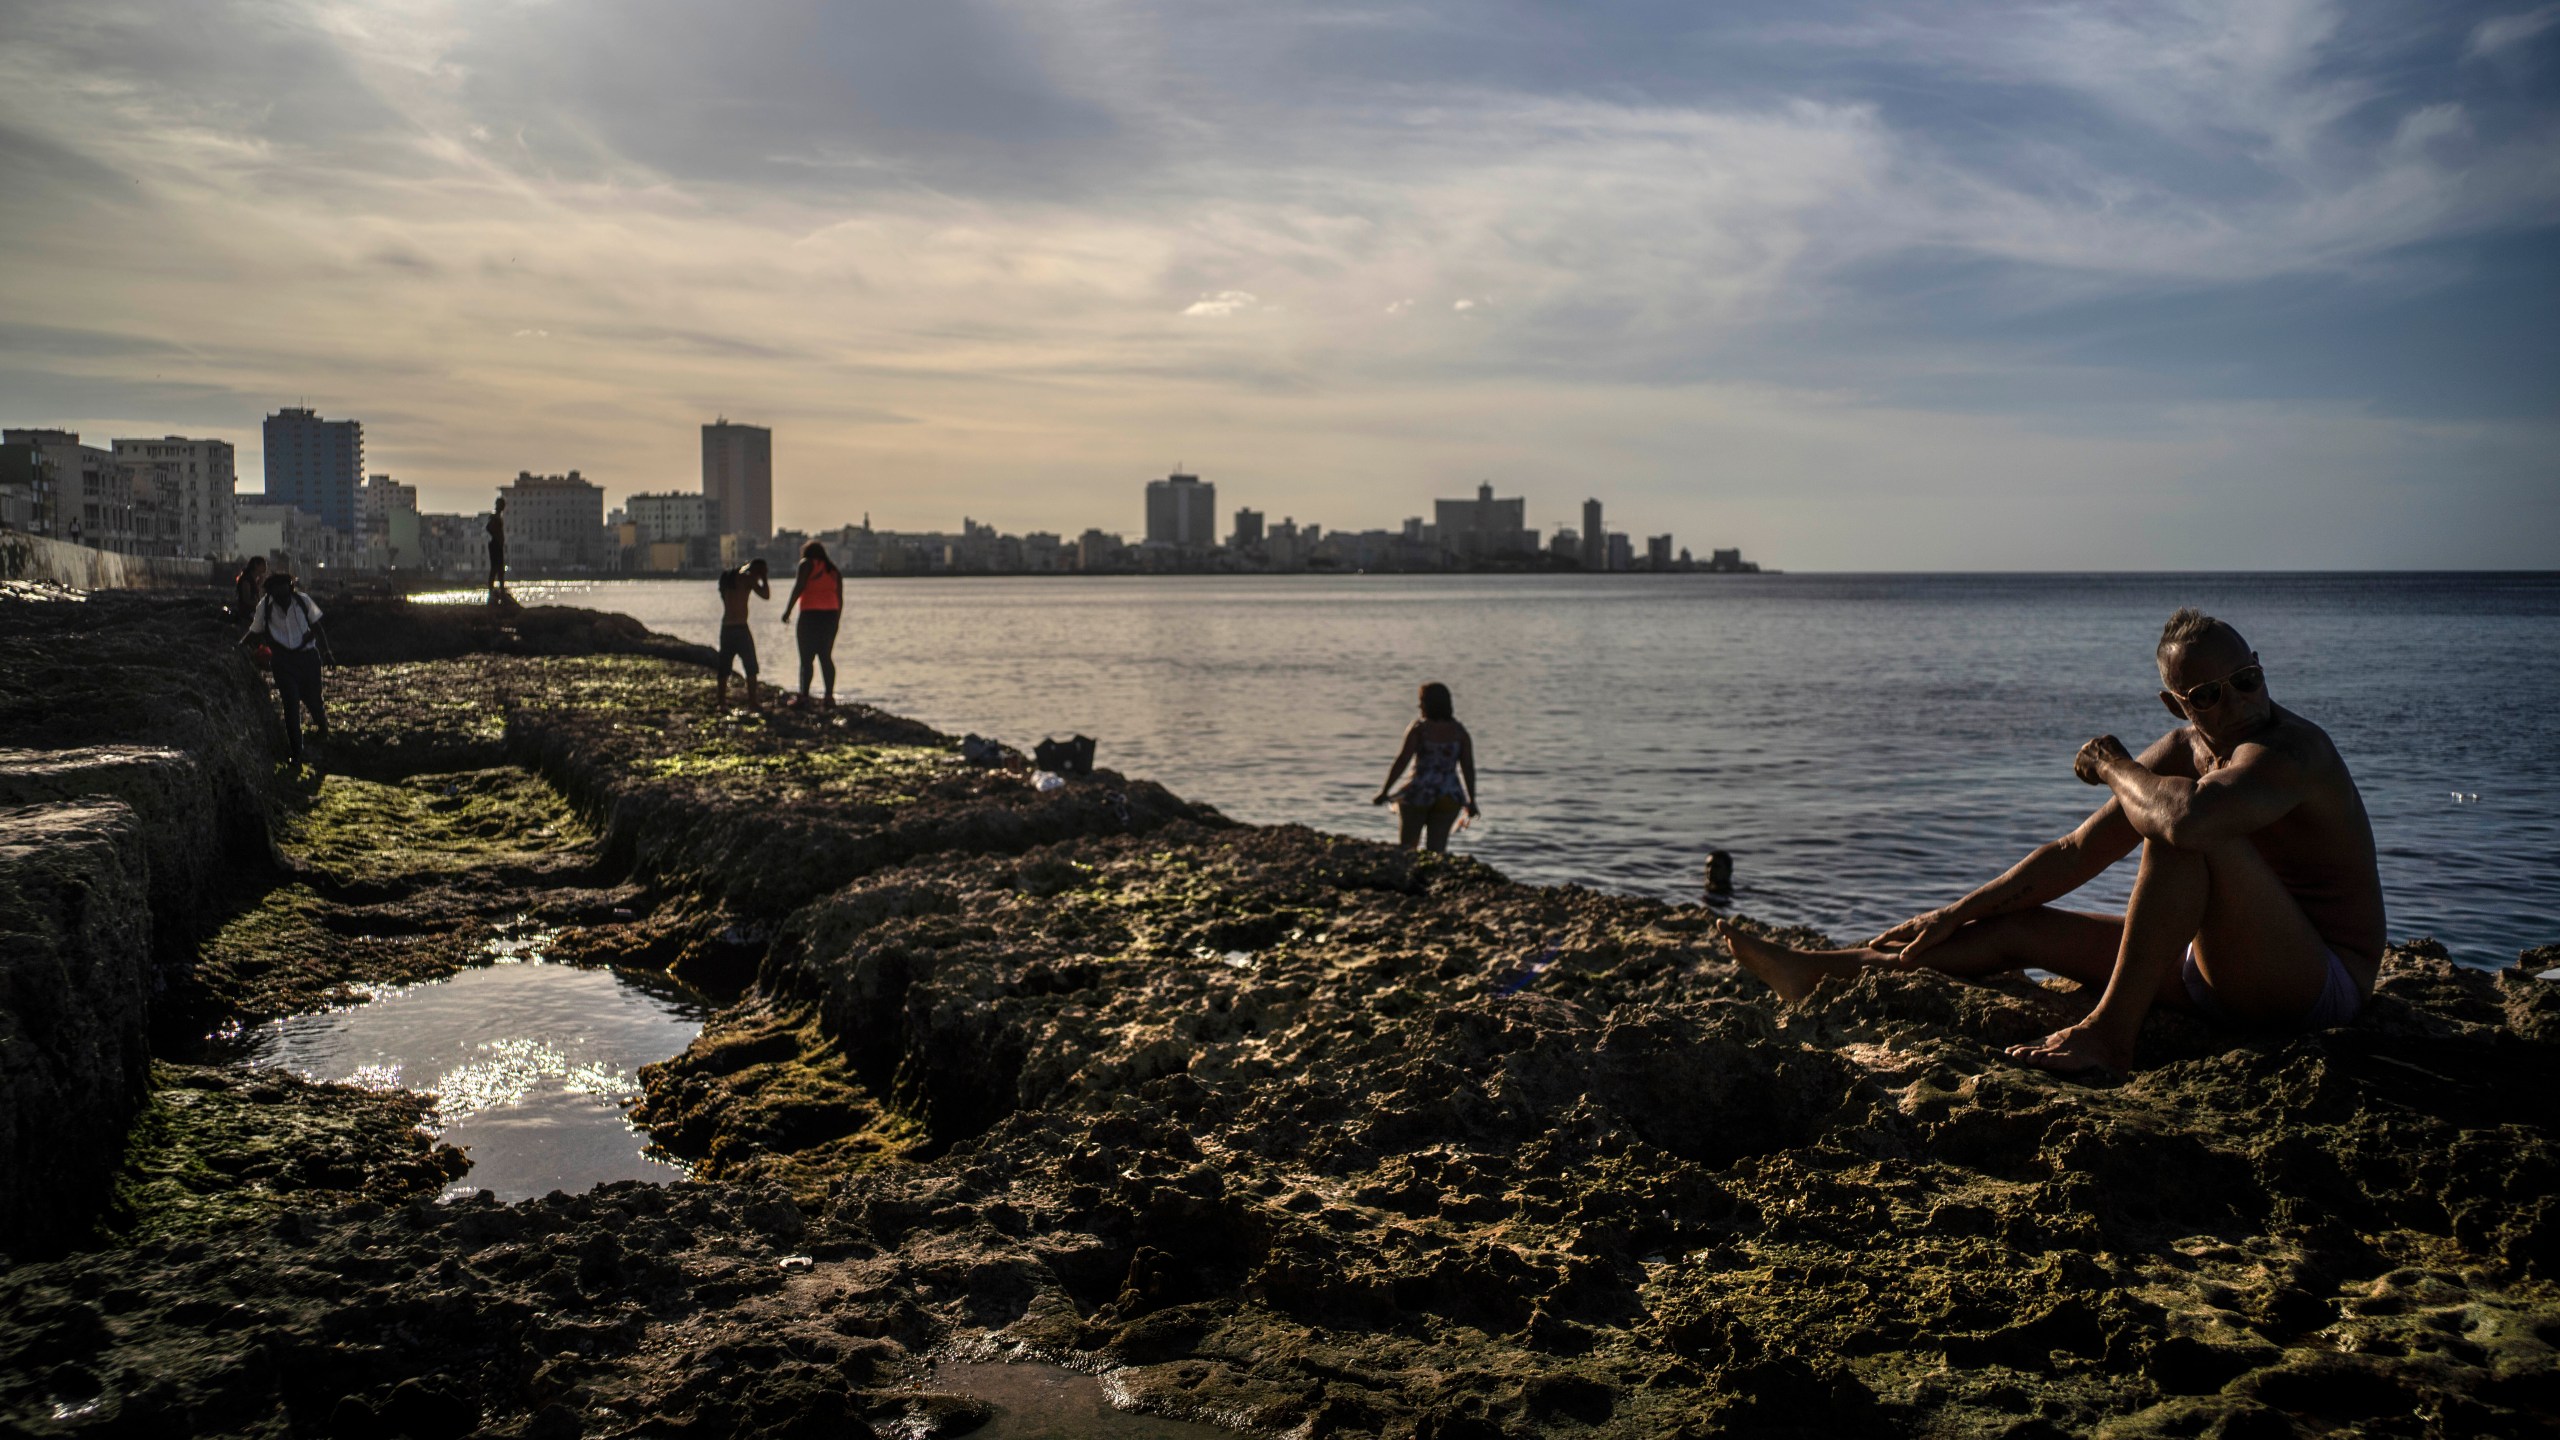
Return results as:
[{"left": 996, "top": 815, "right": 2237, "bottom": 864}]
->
[
  {"left": 2470, "top": 5, "right": 2560, "bottom": 56},
  {"left": 1183, "top": 290, "right": 1263, "bottom": 317}
]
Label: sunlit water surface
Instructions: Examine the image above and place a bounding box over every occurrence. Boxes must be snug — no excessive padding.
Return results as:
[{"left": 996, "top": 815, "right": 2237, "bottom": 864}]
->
[
  {"left": 240, "top": 954, "right": 710, "bottom": 1201},
  {"left": 430, "top": 573, "right": 2559, "bottom": 968}
]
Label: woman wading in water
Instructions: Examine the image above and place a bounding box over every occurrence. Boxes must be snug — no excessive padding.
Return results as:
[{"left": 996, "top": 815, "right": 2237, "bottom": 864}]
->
[
  {"left": 1373, "top": 681, "right": 1479, "bottom": 851},
  {"left": 778, "top": 539, "right": 843, "bottom": 708}
]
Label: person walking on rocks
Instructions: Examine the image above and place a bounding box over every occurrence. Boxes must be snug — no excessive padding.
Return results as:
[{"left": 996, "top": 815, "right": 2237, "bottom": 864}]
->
[
  {"left": 485, "top": 498, "right": 508, "bottom": 604},
  {"left": 1373, "top": 681, "right": 1479, "bottom": 852},
  {"left": 715, "top": 558, "right": 770, "bottom": 709},
  {"left": 1718, "top": 607, "right": 2385, "bottom": 1080},
  {"left": 229, "top": 555, "right": 268, "bottom": 626},
  {"left": 778, "top": 539, "right": 843, "bottom": 708},
  {"left": 239, "top": 571, "right": 334, "bottom": 765}
]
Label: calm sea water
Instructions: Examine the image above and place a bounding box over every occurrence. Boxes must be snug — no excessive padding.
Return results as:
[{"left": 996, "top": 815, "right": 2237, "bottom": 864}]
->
[{"left": 429, "top": 574, "right": 2558, "bottom": 968}]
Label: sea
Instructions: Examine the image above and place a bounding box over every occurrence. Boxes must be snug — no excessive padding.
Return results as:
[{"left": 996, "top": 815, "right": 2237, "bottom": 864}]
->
[{"left": 419, "top": 572, "right": 2558, "bottom": 970}]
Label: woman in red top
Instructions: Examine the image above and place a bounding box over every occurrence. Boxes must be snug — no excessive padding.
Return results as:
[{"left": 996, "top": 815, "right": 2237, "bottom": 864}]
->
[{"left": 779, "top": 540, "right": 844, "bottom": 707}]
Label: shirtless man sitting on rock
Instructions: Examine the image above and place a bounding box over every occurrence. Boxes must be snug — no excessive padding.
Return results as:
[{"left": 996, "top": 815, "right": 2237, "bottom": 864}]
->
[{"left": 1719, "top": 607, "right": 2385, "bottom": 1080}]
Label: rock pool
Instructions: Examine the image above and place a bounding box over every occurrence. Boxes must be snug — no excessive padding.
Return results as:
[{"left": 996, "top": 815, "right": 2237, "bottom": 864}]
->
[{"left": 237, "top": 953, "right": 709, "bottom": 1201}]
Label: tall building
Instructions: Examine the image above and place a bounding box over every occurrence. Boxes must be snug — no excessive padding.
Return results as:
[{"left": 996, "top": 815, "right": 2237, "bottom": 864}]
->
[
  {"left": 5, "top": 429, "right": 123, "bottom": 550},
  {"left": 1230, "top": 507, "right": 1265, "bottom": 549},
  {"left": 111, "top": 437, "right": 236, "bottom": 560},
  {"left": 0, "top": 442, "right": 45, "bottom": 534},
  {"left": 358, "top": 474, "right": 421, "bottom": 568},
  {"left": 1581, "top": 498, "right": 1604, "bottom": 571},
  {"left": 627, "top": 491, "right": 712, "bottom": 545},
  {"left": 1607, "top": 532, "right": 1633, "bottom": 572},
  {"left": 1145, "top": 472, "right": 1217, "bottom": 550},
  {"left": 701, "top": 419, "right": 772, "bottom": 541},
  {"left": 1646, "top": 534, "right": 1674, "bottom": 570},
  {"left": 1433, "top": 482, "right": 1531, "bottom": 563},
  {"left": 262, "top": 408, "right": 363, "bottom": 532},
  {"left": 497, "top": 470, "right": 607, "bottom": 570}
]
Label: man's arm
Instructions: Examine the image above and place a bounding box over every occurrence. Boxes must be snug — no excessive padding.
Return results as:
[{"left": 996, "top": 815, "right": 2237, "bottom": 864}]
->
[
  {"left": 1874, "top": 731, "right": 2182, "bottom": 956},
  {"left": 2076, "top": 731, "right": 2306, "bottom": 850}
]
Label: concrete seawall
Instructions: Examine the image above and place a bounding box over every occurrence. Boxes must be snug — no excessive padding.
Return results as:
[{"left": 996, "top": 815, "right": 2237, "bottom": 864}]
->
[{"left": 0, "top": 533, "right": 216, "bottom": 591}]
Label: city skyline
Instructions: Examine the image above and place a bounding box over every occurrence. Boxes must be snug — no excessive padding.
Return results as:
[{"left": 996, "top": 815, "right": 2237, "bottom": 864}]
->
[{"left": 2, "top": 3, "right": 2554, "bottom": 568}]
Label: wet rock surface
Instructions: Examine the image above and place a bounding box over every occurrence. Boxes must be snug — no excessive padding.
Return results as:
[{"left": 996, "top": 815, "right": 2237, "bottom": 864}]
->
[
  {"left": 2, "top": 594, "right": 2554, "bottom": 1438},
  {"left": 1, "top": 591, "right": 282, "bottom": 1250}
]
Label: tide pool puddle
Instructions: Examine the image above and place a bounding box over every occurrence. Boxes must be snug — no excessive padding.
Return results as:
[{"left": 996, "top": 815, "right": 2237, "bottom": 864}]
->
[
  {"left": 929, "top": 1363, "right": 1241, "bottom": 1439},
  {"left": 238, "top": 957, "right": 710, "bottom": 1201}
]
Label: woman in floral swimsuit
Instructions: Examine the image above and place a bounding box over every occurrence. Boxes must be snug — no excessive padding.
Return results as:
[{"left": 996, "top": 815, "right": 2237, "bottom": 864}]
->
[{"left": 1372, "top": 681, "right": 1479, "bottom": 852}]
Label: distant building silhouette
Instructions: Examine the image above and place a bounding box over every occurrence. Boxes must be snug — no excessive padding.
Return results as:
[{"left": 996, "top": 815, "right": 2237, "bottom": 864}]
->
[
  {"left": 1647, "top": 534, "right": 1673, "bottom": 570},
  {"left": 499, "top": 470, "right": 606, "bottom": 570},
  {"left": 701, "top": 419, "right": 772, "bottom": 541},
  {"left": 7, "top": 430, "right": 124, "bottom": 551},
  {"left": 358, "top": 474, "right": 420, "bottom": 568},
  {"left": 1581, "top": 498, "right": 1604, "bottom": 571},
  {"left": 628, "top": 491, "right": 712, "bottom": 546},
  {"left": 1231, "top": 507, "right": 1264, "bottom": 549},
  {"left": 1433, "top": 482, "right": 1533, "bottom": 563},
  {"left": 112, "top": 436, "right": 235, "bottom": 560},
  {"left": 263, "top": 407, "right": 363, "bottom": 532},
  {"left": 1145, "top": 472, "right": 1216, "bottom": 550}
]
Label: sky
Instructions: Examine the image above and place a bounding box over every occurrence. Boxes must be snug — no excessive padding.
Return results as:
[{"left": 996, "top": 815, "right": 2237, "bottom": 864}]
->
[{"left": 1, "top": 0, "right": 2554, "bottom": 569}]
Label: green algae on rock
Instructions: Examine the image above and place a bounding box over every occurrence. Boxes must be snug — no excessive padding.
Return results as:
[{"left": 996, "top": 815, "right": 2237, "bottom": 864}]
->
[{"left": 109, "top": 1062, "right": 469, "bottom": 1244}]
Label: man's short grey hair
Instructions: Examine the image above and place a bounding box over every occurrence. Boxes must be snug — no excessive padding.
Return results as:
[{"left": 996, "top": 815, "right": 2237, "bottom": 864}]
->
[{"left": 2158, "top": 607, "right": 2245, "bottom": 664}]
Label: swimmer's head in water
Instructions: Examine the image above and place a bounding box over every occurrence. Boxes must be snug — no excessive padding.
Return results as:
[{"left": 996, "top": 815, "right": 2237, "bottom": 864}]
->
[{"left": 1418, "top": 682, "right": 1454, "bottom": 721}]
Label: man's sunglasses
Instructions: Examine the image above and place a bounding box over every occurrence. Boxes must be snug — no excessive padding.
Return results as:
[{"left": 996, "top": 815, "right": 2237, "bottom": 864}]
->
[{"left": 2169, "top": 664, "right": 2264, "bottom": 711}]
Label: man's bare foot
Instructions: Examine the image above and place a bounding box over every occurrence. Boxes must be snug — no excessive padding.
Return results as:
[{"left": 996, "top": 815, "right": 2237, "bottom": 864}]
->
[
  {"left": 1717, "top": 920, "right": 1830, "bottom": 1005},
  {"left": 2003, "top": 1026, "right": 2128, "bottom": 1082}
]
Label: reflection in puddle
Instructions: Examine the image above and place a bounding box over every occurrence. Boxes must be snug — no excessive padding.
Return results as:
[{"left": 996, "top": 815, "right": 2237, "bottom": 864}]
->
[
  {"left": 928, "top": 1363, "right": 1240, "bottom": 1439},
  {"left": 238, "top": 956, "right": 710, "bottom": 1201}
]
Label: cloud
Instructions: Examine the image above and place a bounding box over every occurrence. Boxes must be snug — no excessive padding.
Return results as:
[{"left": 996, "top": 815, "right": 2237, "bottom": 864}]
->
[
  {"left": 1183, "top": 290, "right": 1263, "bottom": 317},
  {"left": 2471, "top": 5, "right": 2560, "bottom": 56}
]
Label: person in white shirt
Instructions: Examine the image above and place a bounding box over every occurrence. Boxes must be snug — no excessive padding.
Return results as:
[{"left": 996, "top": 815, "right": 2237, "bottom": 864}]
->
[{"left": 240, "top": 572, "right": 333, "bottom": 763}]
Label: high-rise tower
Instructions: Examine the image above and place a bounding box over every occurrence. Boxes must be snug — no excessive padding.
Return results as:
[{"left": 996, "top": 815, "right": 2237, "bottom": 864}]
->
[
  {"left": 263, "top": 408, "right": 363, "bottom": 532},
  {"left": 701, "top": 419, "right": 773, "bottom": 541},
  {"left": 1145, "top": 472, "right": 1217, "bottom": 550},
  {"left": 1581, "top": 498, "right": 1604, "bottom": 571}
]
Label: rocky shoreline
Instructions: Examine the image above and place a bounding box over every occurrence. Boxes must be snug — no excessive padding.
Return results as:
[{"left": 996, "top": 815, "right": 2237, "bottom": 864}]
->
[{"left": 2, "top": 590, "right": 2553, "bottom": 1439}]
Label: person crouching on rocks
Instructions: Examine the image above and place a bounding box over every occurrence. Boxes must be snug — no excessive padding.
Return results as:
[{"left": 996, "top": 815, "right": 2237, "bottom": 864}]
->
[
  {"left": 1373, "top": 681, "right": 1479, "bottom": 852},
  {"left": 777, "top": 539, "right": 843, "bottom": 708},
  {"left": 239, "top": 571, "right": 334, "bottom": 765},
  {"left": 715, "top": 558, "right": 770, "bottom": 709}
]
